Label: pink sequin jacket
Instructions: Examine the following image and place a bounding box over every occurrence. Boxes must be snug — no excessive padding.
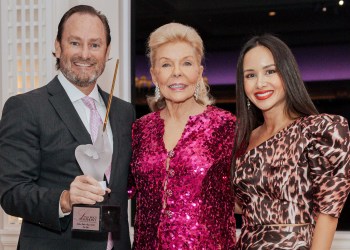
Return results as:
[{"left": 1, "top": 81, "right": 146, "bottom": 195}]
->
[{"left": 128, "top": 106, "right": 236, "bottom": 249}]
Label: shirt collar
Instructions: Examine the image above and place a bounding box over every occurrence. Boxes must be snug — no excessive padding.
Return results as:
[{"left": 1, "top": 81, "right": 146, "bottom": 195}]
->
[{"left": 58, "top": 72, "right": 101, "bottom": 104}]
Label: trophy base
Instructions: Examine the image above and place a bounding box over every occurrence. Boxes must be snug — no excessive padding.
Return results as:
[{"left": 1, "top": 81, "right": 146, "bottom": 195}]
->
[{"left": 72, "top": 204, "right": 120, "bottom": 232}]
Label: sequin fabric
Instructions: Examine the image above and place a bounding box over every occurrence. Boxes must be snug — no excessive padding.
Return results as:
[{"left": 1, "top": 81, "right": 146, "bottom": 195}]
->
[
  {"left": 129, "top": 106, "right": 236, "bottom": 249},
  {"left": 232, "top": 114, "right": 350, "bottom": 249}
]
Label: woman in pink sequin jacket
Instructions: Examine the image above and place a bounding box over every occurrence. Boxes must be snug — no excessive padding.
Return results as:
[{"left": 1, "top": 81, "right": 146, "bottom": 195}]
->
[{"left": 128, "top": 23, "right": 236, "bottom": 249}]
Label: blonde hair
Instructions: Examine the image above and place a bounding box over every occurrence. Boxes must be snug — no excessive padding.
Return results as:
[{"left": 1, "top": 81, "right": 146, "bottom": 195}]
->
[{"left": 146, "top": 22, "right": 214, "bottom": 111}]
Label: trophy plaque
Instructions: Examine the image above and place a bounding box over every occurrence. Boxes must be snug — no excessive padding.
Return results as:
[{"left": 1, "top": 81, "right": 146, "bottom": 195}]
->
[{"left": 72, "top": 204, "right": 120, "bottom": 232}]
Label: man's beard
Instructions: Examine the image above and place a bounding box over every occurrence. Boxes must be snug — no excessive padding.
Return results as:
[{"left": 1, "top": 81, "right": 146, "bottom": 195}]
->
[{"left": 60, "top": 55, "right": 105, "bottom": 88}]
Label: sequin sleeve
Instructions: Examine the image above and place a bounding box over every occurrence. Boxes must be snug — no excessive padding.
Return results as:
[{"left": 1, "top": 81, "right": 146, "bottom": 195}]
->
[
  {"left": 127, "top": 119, "right": 141, "bottom": 199},
  {"left": 200, "top": 111, "right": 236, "bottom": 248},
  {"left": 307, "top": 114, "right": 350, "bottom": 218}
]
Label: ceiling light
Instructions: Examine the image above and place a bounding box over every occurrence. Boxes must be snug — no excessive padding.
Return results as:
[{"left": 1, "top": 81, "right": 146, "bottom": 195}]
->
[
  {"left": 339, "top": 0, "right": 344, "bottom": 6},
  {"left": 322, "top": 6, "right": 327, "bottom": 12},
  {"left": 269, "top": 11, "right": 276, "bottom": 16}
]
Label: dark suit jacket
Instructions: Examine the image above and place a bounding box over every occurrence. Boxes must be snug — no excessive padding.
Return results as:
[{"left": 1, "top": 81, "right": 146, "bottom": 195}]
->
[{"left": 0, "top": 76, "right": 134, "bottom": 250}]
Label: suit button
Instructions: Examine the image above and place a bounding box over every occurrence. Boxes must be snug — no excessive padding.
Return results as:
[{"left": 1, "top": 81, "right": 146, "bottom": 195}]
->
[
  {"left": 168, "top": 169, "right": 175, "bottom": 177},
  {"left": 166, "top": 189, "right": 173, "bottom": 197},
  {"left": 165, "top": 210, "right": 173, "bottom": 218},
  {"left": 167, "top": 150, "right": 175, "bottom": 158}
]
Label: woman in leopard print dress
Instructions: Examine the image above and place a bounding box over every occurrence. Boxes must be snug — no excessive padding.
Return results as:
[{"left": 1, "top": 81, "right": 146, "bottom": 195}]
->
[{"left": 232, "top": 34, "right": 350, "bottom": 249}]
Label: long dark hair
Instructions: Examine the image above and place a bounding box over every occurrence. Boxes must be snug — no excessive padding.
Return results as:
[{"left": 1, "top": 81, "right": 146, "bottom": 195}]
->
[
  {"left": 52, "top": 5, "right": 111, "bottom": 70},
  {"left": 234, "top": 34, "right": 318, "bottom": 157}
]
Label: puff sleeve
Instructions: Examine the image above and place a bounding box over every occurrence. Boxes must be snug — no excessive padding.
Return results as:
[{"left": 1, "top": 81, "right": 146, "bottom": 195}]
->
[{"left": 307, "top": 114, "right": 350, "bottom": 218}]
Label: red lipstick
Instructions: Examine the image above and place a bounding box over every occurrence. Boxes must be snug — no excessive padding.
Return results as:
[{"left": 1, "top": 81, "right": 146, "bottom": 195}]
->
[{"left": 254, "top": 90, "right": 273, "bottom": 100}]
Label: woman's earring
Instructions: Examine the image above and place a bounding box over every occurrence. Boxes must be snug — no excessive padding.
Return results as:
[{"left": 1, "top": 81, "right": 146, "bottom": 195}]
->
[
  {"left": 194, "top": 82, "right": 200, "bottom": 101},
  {"left": 247, "top": 99, "right": 251, "bottom": 110},
  {"left": 155, "top": 85, "right": 161, "bottom": 102}
]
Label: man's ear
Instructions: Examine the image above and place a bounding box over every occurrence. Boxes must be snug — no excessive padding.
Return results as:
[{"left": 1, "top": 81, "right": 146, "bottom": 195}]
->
[
  {"left": 54, "top": 39, "right": 61, "bottom": 58},
  {"left": 106, "top": 45, "right": 111, "bottom": 61}
]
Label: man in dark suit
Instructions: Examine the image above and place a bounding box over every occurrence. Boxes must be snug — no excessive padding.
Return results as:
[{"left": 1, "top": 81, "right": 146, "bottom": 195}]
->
[{"left": 0, "top": 5, "right": 134, "bottom": 250}]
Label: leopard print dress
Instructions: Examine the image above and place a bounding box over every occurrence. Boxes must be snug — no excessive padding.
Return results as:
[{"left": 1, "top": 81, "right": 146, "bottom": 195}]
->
[{"left": 233, "top": 114, "right": 350, "bottom": 250}]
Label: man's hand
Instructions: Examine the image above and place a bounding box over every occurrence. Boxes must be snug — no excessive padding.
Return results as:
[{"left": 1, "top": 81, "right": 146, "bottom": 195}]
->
[{"left": 60, "top": 175, "right": 111, "bottom": 213}]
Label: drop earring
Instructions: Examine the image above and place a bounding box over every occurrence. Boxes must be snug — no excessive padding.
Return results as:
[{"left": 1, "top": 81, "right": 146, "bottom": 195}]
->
[
  {"left": 194, "top": 82, "right": 200, "bottom": 101},
  {"left": 155, "top": 85, "right": 161, "bottom": 102},
  {"left": 247, "top": 99, "right": 251, "bottom": 110}
]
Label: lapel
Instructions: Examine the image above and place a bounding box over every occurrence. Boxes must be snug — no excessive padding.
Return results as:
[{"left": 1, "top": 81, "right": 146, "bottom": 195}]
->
[
  {"left": 98, "top": 87, "right": 119, "bottom": 185},
  {"left": 47, "top": 76, "right": 91, "bottom": 145}
]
